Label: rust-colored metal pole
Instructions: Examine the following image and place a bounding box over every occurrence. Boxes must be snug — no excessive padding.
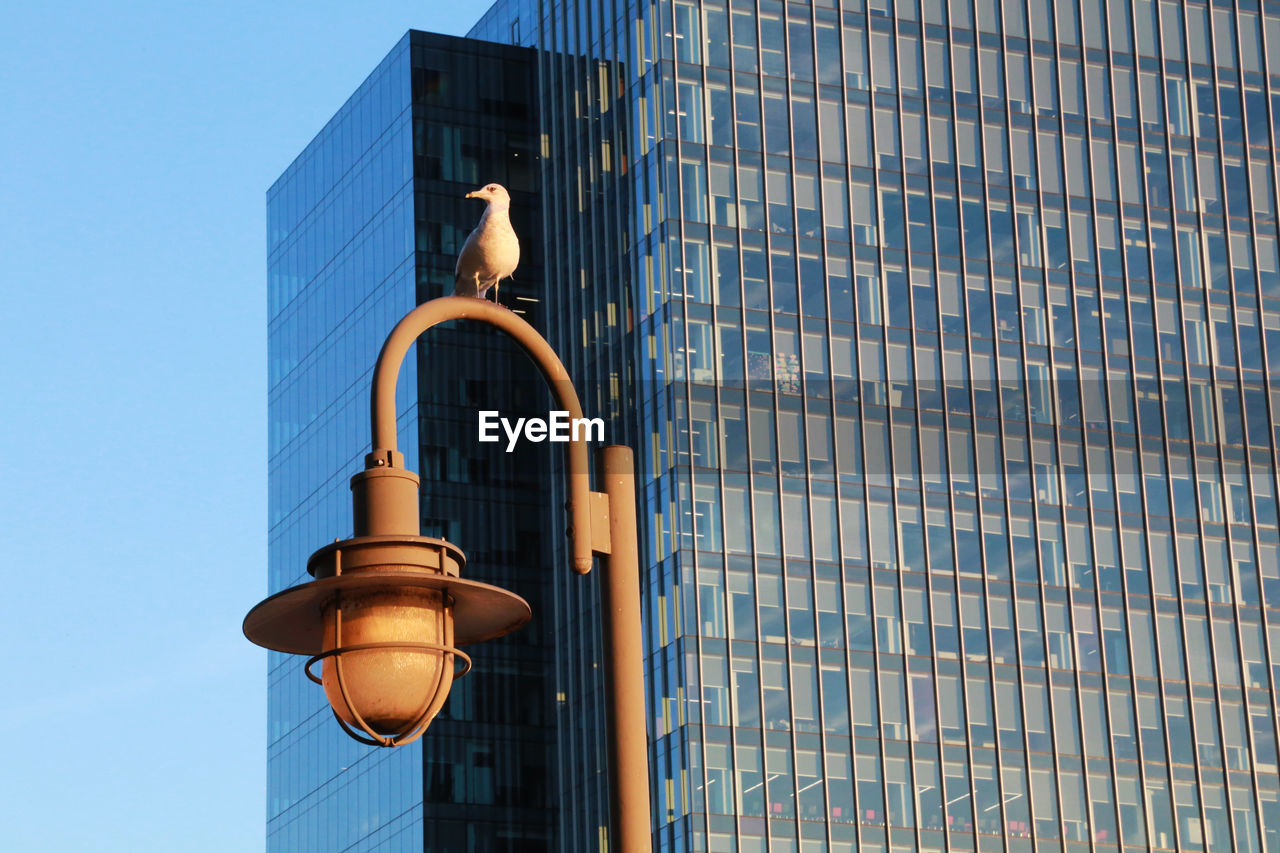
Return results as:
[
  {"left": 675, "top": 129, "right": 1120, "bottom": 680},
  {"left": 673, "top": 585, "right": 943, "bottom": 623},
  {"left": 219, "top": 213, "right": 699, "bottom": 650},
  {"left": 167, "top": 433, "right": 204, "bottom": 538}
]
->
[{"left": 598, "top": 445, "right": 650, "bottom": 852}]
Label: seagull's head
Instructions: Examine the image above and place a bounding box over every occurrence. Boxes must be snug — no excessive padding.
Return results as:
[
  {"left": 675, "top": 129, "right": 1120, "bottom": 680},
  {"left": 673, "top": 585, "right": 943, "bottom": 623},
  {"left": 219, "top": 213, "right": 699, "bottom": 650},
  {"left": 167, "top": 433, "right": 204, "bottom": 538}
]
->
[{"left": 465, "top": 183, "right": 511, "bottom": 210}]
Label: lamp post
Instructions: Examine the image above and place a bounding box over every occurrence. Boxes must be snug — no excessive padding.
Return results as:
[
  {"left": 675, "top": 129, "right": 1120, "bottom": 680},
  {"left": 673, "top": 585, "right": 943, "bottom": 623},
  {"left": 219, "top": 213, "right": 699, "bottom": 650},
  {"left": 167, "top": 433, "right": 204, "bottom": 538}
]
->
[{"left": 244, "top": 295, "right": 652, "bottom": 851}]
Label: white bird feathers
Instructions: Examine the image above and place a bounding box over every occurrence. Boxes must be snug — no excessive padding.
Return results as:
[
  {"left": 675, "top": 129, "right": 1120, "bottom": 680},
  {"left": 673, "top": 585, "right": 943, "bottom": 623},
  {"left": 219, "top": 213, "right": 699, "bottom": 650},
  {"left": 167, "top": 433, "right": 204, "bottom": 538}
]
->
[{"left": 453, "top": 183, "right": 520, "bottom": 303}]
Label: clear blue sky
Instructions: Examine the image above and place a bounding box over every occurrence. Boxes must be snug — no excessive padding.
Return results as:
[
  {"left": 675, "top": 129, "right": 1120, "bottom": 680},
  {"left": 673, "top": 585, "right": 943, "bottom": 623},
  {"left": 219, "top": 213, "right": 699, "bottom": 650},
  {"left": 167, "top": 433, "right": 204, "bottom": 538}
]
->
[{"left": 0, "top": 3, "right": 478, "bottom": 849}]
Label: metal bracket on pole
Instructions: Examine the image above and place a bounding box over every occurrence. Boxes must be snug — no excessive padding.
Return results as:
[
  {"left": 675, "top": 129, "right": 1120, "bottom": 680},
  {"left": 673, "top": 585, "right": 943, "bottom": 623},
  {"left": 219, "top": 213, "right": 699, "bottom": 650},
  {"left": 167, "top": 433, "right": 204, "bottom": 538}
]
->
[{"left": 590, "top": 491, "right": 612, "bottom": 556}]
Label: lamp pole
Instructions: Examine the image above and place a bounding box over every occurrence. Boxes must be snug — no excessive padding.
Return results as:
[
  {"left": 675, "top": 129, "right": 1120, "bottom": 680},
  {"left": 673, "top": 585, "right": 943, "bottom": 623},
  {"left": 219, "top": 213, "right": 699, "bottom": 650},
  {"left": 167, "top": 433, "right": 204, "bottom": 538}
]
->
[
  {"left": 245, "top": 296, "right": 652, "bottom": 852},
  {"left": 598, "top": 444, "right": 649, "bottom": 851}
]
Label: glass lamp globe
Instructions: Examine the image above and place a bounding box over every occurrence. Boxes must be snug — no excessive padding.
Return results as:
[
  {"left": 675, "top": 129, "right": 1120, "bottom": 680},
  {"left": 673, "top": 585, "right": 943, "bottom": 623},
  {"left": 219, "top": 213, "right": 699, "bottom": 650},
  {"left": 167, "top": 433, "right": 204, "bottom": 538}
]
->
[{"left": 320, "top": 587, "right": 452, "bottom": 735}]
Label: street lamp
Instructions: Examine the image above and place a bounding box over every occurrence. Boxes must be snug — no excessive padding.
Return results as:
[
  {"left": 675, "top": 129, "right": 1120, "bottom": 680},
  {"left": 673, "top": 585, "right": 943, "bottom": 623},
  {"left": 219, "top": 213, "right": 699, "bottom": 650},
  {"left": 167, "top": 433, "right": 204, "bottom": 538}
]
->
[{"left": 244, "top": 296, "right": 652, "bottom": 851}]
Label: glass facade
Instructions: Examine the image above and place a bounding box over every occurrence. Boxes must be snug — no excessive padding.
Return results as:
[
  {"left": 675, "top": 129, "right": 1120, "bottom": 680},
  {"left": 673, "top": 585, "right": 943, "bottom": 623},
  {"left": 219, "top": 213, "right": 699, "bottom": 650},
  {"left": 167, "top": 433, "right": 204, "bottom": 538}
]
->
[
  {"left": 268, "top": 2, "right": 1280, "bottom": 852},
  {"left": 467, "top": 1, "right": 1280, "bottom": 851}
]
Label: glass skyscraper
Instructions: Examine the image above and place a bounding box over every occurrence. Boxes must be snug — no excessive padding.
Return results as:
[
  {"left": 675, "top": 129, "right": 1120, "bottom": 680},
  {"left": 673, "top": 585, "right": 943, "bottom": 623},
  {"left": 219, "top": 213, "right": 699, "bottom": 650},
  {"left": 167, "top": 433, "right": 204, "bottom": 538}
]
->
[{"left": 265, "top": 2, "right": 1280, "bottom": 851}]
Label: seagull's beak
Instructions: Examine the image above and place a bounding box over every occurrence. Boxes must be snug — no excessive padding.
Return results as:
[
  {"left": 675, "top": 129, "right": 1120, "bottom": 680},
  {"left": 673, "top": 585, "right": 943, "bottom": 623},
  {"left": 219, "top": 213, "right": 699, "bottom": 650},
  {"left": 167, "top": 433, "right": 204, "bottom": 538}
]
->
[{"left": 465, "top": 191, "right": 478, "bottom": 199}]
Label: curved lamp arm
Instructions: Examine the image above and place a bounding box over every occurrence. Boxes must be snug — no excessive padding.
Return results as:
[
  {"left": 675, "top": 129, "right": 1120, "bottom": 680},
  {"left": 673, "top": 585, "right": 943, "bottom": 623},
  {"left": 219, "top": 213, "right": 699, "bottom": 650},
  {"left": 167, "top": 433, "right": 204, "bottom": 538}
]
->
[{"left": 367, "top": 295, "right": 595, "bottom": 574}]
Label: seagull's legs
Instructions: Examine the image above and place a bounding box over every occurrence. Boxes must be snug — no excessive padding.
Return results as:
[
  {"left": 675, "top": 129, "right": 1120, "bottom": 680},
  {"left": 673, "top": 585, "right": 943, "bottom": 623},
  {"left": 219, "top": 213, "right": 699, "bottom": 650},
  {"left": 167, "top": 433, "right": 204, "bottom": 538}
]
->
[
  {"left": 464, "top": 272, "right": 481, "bottom": 298},
  {"left": 494, "top": 278, "right": 499, "bottom": 305}
]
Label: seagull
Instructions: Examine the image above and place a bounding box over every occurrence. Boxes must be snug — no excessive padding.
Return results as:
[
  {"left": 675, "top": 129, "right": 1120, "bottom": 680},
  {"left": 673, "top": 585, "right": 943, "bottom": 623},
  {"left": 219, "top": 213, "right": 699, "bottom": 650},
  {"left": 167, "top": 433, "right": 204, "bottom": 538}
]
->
[{"left": 453, "top": 183, "right": 520, "bottom": 304}]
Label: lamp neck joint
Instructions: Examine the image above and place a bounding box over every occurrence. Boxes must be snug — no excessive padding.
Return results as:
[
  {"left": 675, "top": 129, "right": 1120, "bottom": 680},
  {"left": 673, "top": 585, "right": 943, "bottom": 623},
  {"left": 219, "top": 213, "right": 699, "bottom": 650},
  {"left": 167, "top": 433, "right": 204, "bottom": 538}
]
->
[{"left": 365, "top": 449, "right": 405, "bottom": 470}]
